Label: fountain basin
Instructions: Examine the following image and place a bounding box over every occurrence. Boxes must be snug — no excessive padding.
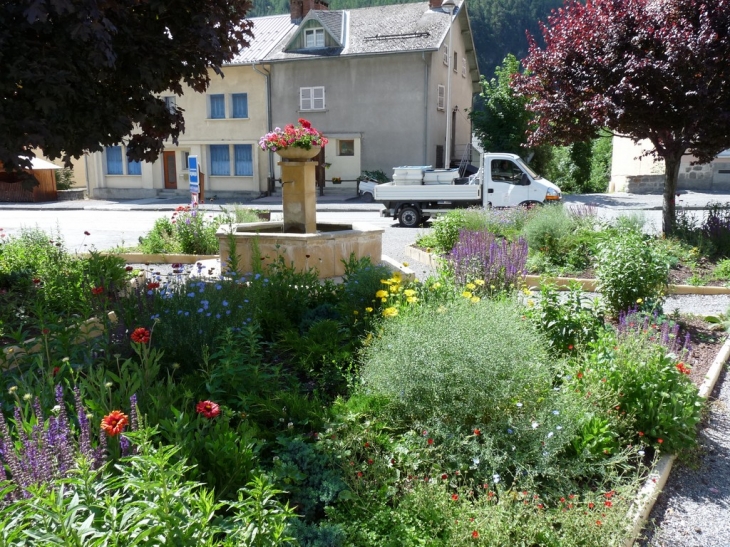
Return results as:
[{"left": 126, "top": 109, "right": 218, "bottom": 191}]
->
[{"left": 216, "top": 221, "right": 384, "bottom": 279}]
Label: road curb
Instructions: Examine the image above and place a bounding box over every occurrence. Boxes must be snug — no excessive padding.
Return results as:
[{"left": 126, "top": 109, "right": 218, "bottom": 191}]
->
[{"left": 624, "top": 334, "right": 730, "bottom": 546}]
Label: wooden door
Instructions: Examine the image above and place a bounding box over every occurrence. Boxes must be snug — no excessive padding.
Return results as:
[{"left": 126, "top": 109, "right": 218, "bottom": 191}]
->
[{"left": 163, "top": 151, "right": 177, "bottom": 189}]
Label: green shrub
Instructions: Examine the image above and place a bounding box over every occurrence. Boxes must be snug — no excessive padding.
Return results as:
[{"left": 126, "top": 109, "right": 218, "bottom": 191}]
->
[
  {"left": 580, "top": 328, "right": 703, "bottom": 453},
  {"left": 522, "top": 204, "right": 575, "bottom": 259},
  {"left": 526, "top": 282, "right": 604, "bottom": 355},
  {"left": 0, "top": 441, "right": 297, "bottom": 546},
  {"left": 713, "top": 258, "right": 730, "bottom": 280},
  {"left": 594, "top": 230, "right": 669, "bottom": 314},
  {"left": 358, "top": 298, "right": 586, "bottom": 488}
]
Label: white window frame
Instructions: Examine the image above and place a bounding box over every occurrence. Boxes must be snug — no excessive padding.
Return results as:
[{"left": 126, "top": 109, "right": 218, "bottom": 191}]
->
[
  {"left": 453, "top": 51, "right": 458, "bottom": 72},
  {"left": 300, "top": 86, "right": 325, "bottom": 111},
  {"left": 304, "top": 28, "right": 325, "bottom": 48},
  {"left": 443, "top": 46, "right": 449, "bottom": 65},
  {"left": 437, "top": 85, "right": 445, "bottom": 111},
  {"left": 105, "top": 145, "right": 142, "bottom": 176}
]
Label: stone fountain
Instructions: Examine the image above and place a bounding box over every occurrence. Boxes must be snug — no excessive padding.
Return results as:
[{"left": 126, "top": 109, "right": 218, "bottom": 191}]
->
[{"left": 216, "top": 150, "right": 384, "bottom": 279}]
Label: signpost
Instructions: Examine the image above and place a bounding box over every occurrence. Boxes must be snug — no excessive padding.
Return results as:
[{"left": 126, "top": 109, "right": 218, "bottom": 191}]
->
[{"left": 188, "top": 155, "right": 199, "bottom": 205}]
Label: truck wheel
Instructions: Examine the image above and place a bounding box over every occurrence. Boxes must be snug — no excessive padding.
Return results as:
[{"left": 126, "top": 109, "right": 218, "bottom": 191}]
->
[
  {"left": 519, "top": 201, "right": 543, "bottom": 209},
  {"left": 361, "top": 192, "right": 374, "bottom": 203},
  {"left": 398, "top": 206, "right": 421, "bottom": 227}
]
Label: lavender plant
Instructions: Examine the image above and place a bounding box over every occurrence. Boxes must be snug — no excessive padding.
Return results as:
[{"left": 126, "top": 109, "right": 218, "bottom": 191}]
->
[
  {"left": 0, "top": 385, "right": 139, "bottom": 501},
  {"left": 615, "top": 308, "right": 691, "bottom": 359},
  {"left": 445, "top": 230, "right": 528, "bottom": 292}
]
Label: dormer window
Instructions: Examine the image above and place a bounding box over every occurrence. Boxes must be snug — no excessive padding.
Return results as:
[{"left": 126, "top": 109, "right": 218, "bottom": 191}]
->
[{"left": 305, "top": 28, "right": 325, "bottom": 48}]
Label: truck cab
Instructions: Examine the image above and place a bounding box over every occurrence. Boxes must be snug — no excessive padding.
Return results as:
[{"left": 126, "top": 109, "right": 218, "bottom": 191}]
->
[{"left": 482, "top": 153, "right": 561, "bottom": 208}]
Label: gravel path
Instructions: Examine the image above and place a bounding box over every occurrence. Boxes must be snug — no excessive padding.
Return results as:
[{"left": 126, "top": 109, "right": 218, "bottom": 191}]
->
[{"left": 638, "top": 367, "right": 730, "bottom": 547}]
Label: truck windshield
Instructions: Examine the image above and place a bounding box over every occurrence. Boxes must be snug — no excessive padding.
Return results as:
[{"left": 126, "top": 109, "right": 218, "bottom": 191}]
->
[{"left": 516, "top": 159, "right": 542, "bottom": 180}]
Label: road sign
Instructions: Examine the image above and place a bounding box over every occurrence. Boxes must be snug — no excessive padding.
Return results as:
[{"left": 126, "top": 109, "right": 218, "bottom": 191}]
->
[{"left": 188, "top": 155, "right": 199, "bottom": 194}]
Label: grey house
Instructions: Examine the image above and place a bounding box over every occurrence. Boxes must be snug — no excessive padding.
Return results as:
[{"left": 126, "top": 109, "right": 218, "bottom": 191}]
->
[{"left": 251, "top": 0, "right": 480, "bottom": 189}]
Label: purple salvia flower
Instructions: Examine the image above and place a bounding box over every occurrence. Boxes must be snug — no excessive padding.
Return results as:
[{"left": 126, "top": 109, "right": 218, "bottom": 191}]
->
[
  {"left": 120, "top": 435, "right": 131, "bottom": 457},
  {"left": 74, "top": 387, "right": 92, "bottom": 462},
  {"left": 129, "top": 394, "right": 139, "bottom": 432}
]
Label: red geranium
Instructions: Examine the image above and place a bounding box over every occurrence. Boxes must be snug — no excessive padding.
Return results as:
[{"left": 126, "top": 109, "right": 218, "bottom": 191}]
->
[
  {"left": 130, "top": 327, "right": 151, "bottom": 344},
  {"left": 146, "top": 282, "right": 160, "bottom": 290},
  {"left": 196, "top": 400, "right": 221, "bottom": 418},
  {"left": 91, "top": 286, "right": 104, "bottom": 295},
  {"left": 101, "top": 410, "right": 129, "bottom": 436}
]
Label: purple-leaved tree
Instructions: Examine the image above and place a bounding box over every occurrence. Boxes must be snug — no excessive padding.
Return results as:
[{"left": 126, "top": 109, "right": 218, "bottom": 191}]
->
[{"left": 513, "top": 0, "right": 730, "bottom": 234}]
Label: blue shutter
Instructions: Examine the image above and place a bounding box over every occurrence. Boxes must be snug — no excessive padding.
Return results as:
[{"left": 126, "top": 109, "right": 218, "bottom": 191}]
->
[
  {"left": 127, "top": 157, "right": 141, "bottom": 175},
  {"left": 106, "top": 146, "right": 123, "bottom": 175},
  {"left": 234, "top": 145, "right": 253, "bottom": 176},
  {"left": 210, "top": 145, "right": 230, "bottom": 176},
  {"left": 210, "top": 94, "right": 225, "bottom": 119},
  {"left": 232, "top": 93, "right": 248, "bottom": 118}
]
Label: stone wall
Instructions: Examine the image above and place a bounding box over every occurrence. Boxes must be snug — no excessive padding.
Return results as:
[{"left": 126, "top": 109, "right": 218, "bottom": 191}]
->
[{"left": 612, "top": 163, "right": 730, "bottom": 194}]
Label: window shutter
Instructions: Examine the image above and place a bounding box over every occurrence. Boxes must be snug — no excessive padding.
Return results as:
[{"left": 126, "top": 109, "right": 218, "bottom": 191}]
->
[
  {"left": 313, "top": 87, "right": 325, "bottom": 110},
  {"left": 437, "top": 85, "right": 445, "bottom": 111},
  {"left": 462, "top": 57, "right": 467, "bottom": 77},
  {"left": 443, "top": 46, "right": 448, "bottom": 65},
  {"left": 300, "top": 87, "right": 312, "bottom": 110}
]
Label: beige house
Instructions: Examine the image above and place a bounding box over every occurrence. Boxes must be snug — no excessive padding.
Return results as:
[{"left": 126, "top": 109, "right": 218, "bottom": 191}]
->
[
  {"left": 611, "top": 136, "right": 730, "bottom": 193},
  {"left": 81, "top": 0, "right": 479, "bottom": 199}
]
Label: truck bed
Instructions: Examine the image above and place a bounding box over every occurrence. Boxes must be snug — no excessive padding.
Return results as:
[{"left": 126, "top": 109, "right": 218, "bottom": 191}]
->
[{"left": 373, "top": 182, "right": 481, "bottom": 202}]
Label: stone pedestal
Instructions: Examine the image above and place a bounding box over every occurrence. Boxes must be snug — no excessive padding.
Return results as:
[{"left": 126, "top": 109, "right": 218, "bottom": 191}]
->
[{"left": 280, "top": 161, "right": 316, "bottom": 234}]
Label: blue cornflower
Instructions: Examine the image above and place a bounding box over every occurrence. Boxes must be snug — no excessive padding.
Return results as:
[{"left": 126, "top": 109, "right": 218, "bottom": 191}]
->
[
  {"left": 200, "top": 300, "right": 209, "bottom": 309},
  {"left": 184, "top": 311, "right": 189, "bottom": 316},
  {"left": 215, "top": 284, "right": 222, "bottom": 290},
  {"left": 222, "top": 300, "right": 228, "bottom": 307},
  {"left": 187, "top": 292, "right": 195, "bottom": 298},
  {"left": 197, "top": 308, "right": 204, "bottom": 313}
]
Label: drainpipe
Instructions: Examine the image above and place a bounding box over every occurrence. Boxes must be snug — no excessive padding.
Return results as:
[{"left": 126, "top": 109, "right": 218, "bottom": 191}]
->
[
  {"left": 253, "top": 62, "right": 275, "bottom": 195},
  {"left": 422, "top": 52, "right": 429, "bottom": 166}
]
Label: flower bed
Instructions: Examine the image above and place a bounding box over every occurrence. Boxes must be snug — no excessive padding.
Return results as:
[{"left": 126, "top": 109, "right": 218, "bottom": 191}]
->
[{"left": 0, "top": 233, "right": 726, "bottom": 545}]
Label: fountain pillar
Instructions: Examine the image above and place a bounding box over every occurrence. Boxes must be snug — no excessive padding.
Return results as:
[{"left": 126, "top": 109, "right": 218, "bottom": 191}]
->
[{"left": 280, "top": 161, "right": 317, "bottom": 234}]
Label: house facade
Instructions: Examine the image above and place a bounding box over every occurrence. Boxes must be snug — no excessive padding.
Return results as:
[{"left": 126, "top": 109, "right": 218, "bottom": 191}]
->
[
  {"left": 82, "top": 0, "right": 479, "bottom": 199},
  {"left": 610, "top": 136, "right": 730, "bottom": 193}
]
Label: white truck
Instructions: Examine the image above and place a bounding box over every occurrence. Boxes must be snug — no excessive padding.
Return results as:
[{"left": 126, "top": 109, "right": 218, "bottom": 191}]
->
[{"left": 374, "top": 153, "right": 562, "bottom": 227}]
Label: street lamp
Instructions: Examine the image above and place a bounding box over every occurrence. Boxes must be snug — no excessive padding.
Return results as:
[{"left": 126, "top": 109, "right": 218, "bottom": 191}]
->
[{"left": 442, "top": 0, "right": 456, "bottom": 170}]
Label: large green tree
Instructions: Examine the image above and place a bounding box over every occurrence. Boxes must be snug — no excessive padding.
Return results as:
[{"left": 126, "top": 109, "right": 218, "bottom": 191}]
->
[
  {"left": 0, "top": 0, "right": 253, "bottom": 171},
  {"left": 514, "top": 0, "right": 730, "bottom": 234}
]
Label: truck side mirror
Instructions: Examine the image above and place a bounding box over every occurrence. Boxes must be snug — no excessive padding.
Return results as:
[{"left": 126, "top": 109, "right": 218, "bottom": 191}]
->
[{"left": 520, "top": 173, "right": 530, "bottom": 186}]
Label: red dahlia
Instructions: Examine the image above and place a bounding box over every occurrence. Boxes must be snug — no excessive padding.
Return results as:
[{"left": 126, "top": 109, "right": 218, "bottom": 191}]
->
[{"left": 130, "top": 327, "right": 150, "bottom": 344}]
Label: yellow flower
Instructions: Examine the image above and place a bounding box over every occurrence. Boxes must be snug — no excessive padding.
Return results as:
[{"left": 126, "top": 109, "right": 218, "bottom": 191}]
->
[
  {"left": 365, "top": 307, "right": 373, "bottom": 313},
  {"left": 490, "top": 285, "right": 496, "bottom": 290},
  {"left": 636, "top": 298, "right": 643, "bottom": 304},
  {"left": 381, "top": 298, "right": 387, "bottom": 303},
  {"left": 462, "top": 291, "right": 473, "bottom": 298},
  {"left": 380, "top": 279, "right": 392, "bottom": 286},
  {"left": 522, "top": 287, "right": 532, "bottom": 296},
  {"left": 383, "top": 307, "right": 399, "bottom": 318},
  {"left": 431, "top": 282, "right": 442, "bottom": 290},
  {"left": 376, "top": 290, "right": 388, "bottom": 298},
  {"left": 402, "top": 262, "right": 409, "bottom": 267},
  {"left": 474, "top": 279, "right": 485, "bottom": 286},
  {"left": 527, "top": 299, "right": 535, "bottom": 307},
  {"left": 404, "top": 289, "right": 417, "bottom": 297},
  {"left": 407, "top": 296, "right": 418, "bottom": 304},
  {"left": 389, "top": 285, "right": 398, "bottom": 293},
  {"left": 470, "top": 296, "right": 481, "bottom": 303},
  {"left": 466, "top": 283, "right": 476, "bottom": 290},
  {"left": 392, "top": 273, "right": 402, "bottom": 282},
  {"left": 353, "top": 310, "right": 359, "bottom": 315}
]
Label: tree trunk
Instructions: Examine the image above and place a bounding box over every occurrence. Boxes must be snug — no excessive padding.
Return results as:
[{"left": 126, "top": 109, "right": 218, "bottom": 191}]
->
[{"left": 662, "top": 153, "right": 682, "bottom": 236}]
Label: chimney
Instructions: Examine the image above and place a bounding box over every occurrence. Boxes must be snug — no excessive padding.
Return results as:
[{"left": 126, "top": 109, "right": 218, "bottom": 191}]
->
[
  {"left": 291, "top": 0, "right": 329, "bottom": 23},
  {"left": 429, "top": 0, "right": 444, "bottom": 8}
]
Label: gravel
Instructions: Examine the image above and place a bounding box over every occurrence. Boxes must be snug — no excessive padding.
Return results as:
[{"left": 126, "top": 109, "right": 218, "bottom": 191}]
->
[{"left": 638, "top": 367, "right": 730, "bottom": 547}]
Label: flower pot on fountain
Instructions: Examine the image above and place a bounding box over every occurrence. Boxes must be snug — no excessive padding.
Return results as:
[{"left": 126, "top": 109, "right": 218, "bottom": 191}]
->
[{"left": 216, "top": 120, "right": 384, "bottom": 279}]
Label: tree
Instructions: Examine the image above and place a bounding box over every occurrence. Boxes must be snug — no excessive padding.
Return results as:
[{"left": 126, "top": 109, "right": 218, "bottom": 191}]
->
[
  {"left": 0, "top": 0, "right": 253, "bottom": 172},
  {"left": 471, "top": 55, "right": 532, "bottom": 156},
  {"left": 513, "top": 0, "right": 730, "bottom": 234}
]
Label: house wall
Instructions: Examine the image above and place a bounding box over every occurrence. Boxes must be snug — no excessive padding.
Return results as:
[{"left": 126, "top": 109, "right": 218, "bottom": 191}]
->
[
  {"left": 611, "top": 136, "right": 730, "bottom": 193},
  {"left": 271, "top": 44, "right": 474, "bottom": 186},
  {"left": 87, "top": 65, "right": 271, "bottom": 200},
  {"left": 271, "top": 52, "right": 429, "bottom": 185},
  {"left": 428, "top": 13, "right": 476, "bottom": 168}
]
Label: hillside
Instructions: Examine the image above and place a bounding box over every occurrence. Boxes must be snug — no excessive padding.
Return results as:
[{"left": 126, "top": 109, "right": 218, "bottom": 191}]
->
[{"left": 246, "top": 0, "right": 563, "bottom": 78}]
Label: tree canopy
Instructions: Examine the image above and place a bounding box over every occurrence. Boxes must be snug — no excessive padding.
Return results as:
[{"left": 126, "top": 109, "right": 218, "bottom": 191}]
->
[
  {"left": 471, "top": 54, "right": 532, "bottom": 158},
  {"left": 514, "top": 0, "right": 730, "bottom": 233},
  {"left": 0, "top": 0, "right": 253, "bottom": 171}
]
